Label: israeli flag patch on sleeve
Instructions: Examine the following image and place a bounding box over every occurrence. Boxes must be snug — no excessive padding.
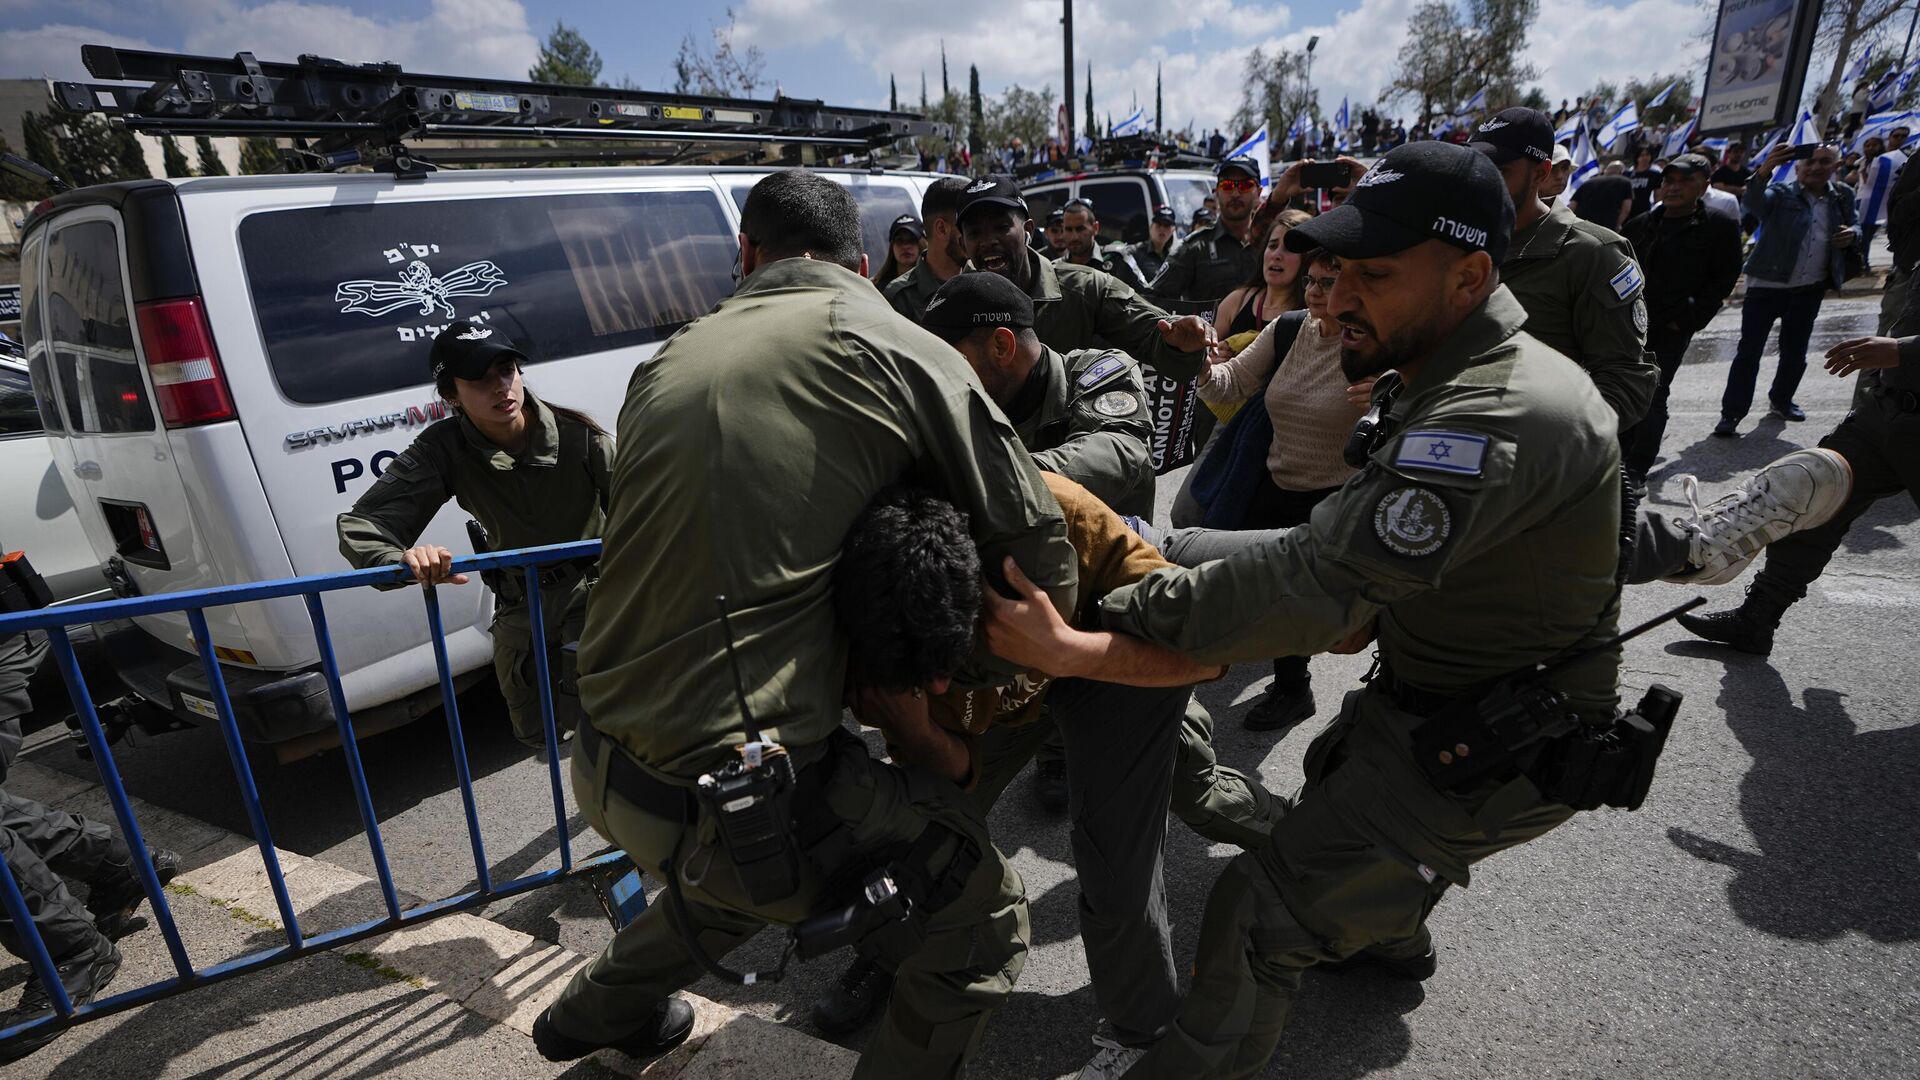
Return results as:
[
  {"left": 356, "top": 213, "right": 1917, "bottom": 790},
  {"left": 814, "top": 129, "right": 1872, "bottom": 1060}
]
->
[
  {"left": 1394, "top": 430, "right": 1488, "bottom": 476},
  {"left": 1608, "top": 261, "right": 1644, "bottom": 301},
  {"left": 1076, "top": 354, "right": 1126, "bottom": 389}
]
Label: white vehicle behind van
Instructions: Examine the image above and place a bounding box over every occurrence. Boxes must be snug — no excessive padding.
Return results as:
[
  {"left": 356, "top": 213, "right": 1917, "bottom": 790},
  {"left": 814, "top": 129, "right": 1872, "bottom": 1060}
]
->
[{"left": 18, "top": 166, "right": 939, "bottom": 757}]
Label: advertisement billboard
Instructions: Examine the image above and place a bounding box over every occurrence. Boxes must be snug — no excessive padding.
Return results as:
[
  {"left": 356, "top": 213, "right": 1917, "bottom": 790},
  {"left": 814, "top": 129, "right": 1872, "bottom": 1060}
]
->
[{"left": 1698, "top": 0, "right": 1822, "bottom": 134}]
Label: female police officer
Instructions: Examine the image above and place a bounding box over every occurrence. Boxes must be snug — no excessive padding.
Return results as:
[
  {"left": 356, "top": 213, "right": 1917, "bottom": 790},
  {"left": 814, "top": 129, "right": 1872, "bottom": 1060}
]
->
[{"left": 337, "top": 320, "right": 612, "bottom": 752}]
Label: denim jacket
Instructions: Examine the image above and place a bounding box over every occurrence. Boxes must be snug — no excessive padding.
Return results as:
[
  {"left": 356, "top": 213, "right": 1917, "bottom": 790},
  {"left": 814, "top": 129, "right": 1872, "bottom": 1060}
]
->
[{"left": 1742, "top": 178, "right": 1857, "bottom": 288}]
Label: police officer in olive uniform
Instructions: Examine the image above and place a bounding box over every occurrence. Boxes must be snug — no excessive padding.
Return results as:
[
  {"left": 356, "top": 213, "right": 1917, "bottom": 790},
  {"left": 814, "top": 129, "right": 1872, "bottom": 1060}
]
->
[
  {"left": 957, "top": 176, "right": 1216, "bottom": 385},
  {"left": 1, "top": 563, "right": 176, "bottom": 1063},
  {"left": 1129, "top": 204, "right": 1184, "bottom": 285},
  {"left": 983, "top": 144, "right": 1629, "bottom": 1079},
  {"left": 885, "top": 177, "right": 971, "bottom": 324},
  {"left": 1147, "top": 157, "right": 1264, "bottom": 309},
  {"left": 337, "top": 322, "right": 611, "bottom": 752},
  {"left": 1470, "top": 107, "right": 1658, "bottom": 427},
  {"left": 1055, "top": 198, "right": 1153, "bottom": 292},
  {"left": 537, "top": 171, "right": 1077, "bottom": 1077}
]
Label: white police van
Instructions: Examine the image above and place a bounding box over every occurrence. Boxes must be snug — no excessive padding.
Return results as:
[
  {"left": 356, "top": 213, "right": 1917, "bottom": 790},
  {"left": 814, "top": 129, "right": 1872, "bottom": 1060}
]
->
[{"left": 17, "top": 164, "right": 940, "bottom": 757}]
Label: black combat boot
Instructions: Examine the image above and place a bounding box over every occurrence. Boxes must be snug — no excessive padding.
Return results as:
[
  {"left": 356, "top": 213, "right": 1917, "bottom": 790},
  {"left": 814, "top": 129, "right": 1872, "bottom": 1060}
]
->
[
  {"left": 532, "top": 997, "right": 695, "bottom": 1063},
  {"left": 1243, "top": 679, "right": 1314, "bottom": 734},
  {"left": 1677, "top": 587, "right": 1789, "bottom": 657},
  {"left": 810, "top": 956, "right": 894, "bottom": 1035},
  {"left": 0, "top": 935, "right": 122, "bottom": 1064},
  {"left": 87, "top": 848, "right": 181, "bottom": 940},
  {"left": 1032, "top": 758, "right": 1069, "bottom": 812}
]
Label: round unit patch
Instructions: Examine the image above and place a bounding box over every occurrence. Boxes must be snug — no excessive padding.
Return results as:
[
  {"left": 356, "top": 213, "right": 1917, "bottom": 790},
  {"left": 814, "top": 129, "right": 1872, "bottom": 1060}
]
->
[
  {"left": 1373, "top": 486, "right": 1452, "bottom": 557},
  {"left": 1093, "top": 390, "right": 1140, "bottom": 418},
  {"left": 1631, "top": 298, "right": 1649, "bottom": 337}
]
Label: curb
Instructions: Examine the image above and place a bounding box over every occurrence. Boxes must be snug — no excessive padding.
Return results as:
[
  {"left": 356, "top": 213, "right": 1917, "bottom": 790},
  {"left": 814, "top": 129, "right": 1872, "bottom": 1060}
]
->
[{"left": 3, "top": 758, "right": 858, "bottom": 1079}]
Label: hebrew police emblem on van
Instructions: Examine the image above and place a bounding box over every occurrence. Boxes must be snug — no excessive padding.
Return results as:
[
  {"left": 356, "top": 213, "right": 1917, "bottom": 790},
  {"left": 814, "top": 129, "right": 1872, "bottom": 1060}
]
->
[{"left": 335, "top": 246, "right": 507, "bottom": 320}]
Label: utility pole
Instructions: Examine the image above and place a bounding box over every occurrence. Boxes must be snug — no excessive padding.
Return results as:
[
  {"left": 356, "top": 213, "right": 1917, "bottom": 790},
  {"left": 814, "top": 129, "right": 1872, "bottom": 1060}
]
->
[
  {"left": 1063, "top": 0, "right": 1075, "bottom": 151},
  {"left": 1305, "top": 35, "right": 1320, "bottom": 127}
]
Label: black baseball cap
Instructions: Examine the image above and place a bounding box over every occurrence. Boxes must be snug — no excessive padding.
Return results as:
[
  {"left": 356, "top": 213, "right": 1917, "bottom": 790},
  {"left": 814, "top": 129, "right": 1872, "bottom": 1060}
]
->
[
  {"left": 429, "top": 320, "right": 526, "bottom": 381},
  {"left": 956, "top": 174, "right": 1028, "bottom": 224},
  {"left": 1284, "top": 141, "right": 1515, "bottom": 265},
  {"left": 1468, "top": 106, "right": 1554, "bottom": 165},
  {"left": 1663, "top": 153, "right": 1713, "bottom": 175},
  {"left": 890, "top": 213, "right": 925, "bottom": 239},
  {"left": 1045, "top": 207, "right": 1066, "bottom": 225},
  {"left": 1151, "top": 204, "right": 1176, "bottom": 224},
  {"left": 1192, "top": 207, "right": 1218, "bottom": 225},
  {"left": 920, "top": 271, "right": 1035, "bottom": 342},
  {"left": 1216, "top": 155, "right": 1261, "bottom": 181}
]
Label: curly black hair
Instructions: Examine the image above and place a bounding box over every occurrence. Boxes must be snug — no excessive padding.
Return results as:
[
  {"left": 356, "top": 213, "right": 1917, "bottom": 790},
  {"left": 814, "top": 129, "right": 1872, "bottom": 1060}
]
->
[{"left": 833, "top": 486, "right": 982, "bottom": 692}]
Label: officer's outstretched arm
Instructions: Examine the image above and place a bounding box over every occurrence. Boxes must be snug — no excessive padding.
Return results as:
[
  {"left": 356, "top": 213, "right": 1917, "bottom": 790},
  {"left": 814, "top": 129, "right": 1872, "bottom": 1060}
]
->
[{"left": 984, "top": 558, "right": 1224, "bottom": 686}]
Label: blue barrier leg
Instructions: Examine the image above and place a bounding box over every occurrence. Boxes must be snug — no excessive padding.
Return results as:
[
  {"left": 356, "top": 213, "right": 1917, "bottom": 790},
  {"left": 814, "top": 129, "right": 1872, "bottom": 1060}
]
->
[
  {"left": 0, "top": 837, "right": 73, "bottom": 1022},
  {"left": 301, "top": 594, "right": 403, "bottom": 921},
  {"left": 185, "top": 608, "right": 304, "bottom": 949},
  {"left": 45, "top": 628, "right": 194, "bottom": 980},
  {"left": 523, "top": 567, "right": 572, "bottom": 874},
  {"left": 419, "top": 585, "right": 492, "bottom": 894}
]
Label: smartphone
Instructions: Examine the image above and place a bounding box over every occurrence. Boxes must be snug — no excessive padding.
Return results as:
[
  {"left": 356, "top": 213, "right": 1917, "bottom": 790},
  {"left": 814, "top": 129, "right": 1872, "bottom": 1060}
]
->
[
  {"left": 1302, "top": 161, "right": 1351, "bottom": 189},
  {"left": 1790, "top": 144, "right": 1818, "bottom": 160}
]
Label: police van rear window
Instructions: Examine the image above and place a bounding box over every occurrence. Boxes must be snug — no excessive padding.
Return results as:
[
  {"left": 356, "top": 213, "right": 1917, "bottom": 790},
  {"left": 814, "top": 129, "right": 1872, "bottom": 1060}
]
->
[{"left": 239, "top": 189, "right": 734, "bottom": 405}]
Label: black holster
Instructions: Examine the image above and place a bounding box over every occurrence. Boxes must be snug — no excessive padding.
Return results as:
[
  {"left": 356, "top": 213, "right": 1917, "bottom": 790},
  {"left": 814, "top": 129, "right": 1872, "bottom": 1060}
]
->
[{"left": 1523, "top": 685, "right": 1683, "bottom": 811}]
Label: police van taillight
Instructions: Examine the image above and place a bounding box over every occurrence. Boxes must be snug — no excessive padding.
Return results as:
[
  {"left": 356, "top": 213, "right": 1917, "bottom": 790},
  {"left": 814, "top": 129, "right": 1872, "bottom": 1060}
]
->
[{"left": 135, "top": 297, "right": 236, "bottom": 427}]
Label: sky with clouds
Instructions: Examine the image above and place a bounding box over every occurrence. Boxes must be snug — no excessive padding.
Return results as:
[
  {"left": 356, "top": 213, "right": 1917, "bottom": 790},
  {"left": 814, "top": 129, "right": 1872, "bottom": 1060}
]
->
[{"left": 0, "top": 0, "right": 1841, "bottom": 138}]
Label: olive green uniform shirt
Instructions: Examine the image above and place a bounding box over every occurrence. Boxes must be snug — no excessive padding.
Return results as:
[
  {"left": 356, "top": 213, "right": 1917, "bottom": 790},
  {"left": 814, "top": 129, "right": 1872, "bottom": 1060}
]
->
[
  {"left": 1501, "top": 203, "right": 1658, "bottom": 428},
  {"left": 1016, "top": 345, "right": 1156, "bottom": 518},
  {"left": 1147, "top": 222, "right": 1260, "bottom": 305},
  {"left": 1021, "top": 249, "right": 1207, "bottom": 381},
  {"left": 336, "top": 391, "right": 611, "bottom": 649},
  {"left": 1128, "top": 236, "right": 1182, "bottom": 285},
  {"left": 578, "top": 258, "right": 1078, "bottom": 778},
  {"left": 1055, "top": 244, "right": 1150, "bottom": 292},
  {"left": 1102, "top": 287, "right": 1623, "bottom": 713},
  {"left": 883, "top": 258, "right": 948, "bottom": 325}
]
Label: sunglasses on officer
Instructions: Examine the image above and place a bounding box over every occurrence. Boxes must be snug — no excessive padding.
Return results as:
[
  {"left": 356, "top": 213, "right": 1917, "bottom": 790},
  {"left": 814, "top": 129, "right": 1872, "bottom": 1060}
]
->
[{"left": 1216, "top": 177, "right": 1259, "bottom": 193}]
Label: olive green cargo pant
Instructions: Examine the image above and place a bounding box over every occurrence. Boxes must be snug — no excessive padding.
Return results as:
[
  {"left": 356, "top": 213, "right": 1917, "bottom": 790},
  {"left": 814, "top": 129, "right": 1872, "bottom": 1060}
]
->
[
  {"left": 549, "top": 730, "right": 1029, "bottom": 1079},
  {"left": 492, "top": 600, "right": 586, "bottom": 749},
  {"left": 1127, "top": 687, "right": 1577, "bottom": 1079}
]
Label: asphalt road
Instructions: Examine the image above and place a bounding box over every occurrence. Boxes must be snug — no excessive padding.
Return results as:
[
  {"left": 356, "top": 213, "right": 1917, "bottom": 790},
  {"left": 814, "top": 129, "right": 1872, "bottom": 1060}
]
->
[{"left": 15, "top": 296, "right": 1917, "bottom": 1078}]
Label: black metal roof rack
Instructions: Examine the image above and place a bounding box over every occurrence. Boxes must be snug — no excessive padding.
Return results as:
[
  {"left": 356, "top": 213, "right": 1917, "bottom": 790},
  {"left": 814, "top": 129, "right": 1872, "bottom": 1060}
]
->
[{"left": 52, "top": 45, "right": 950, "bottom": 178}]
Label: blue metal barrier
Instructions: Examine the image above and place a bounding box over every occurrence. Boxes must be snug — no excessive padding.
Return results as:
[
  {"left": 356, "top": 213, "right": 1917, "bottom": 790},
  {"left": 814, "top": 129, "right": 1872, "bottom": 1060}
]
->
[{"left": 0, "top": 540, "right": 623, "bottom": 1049}]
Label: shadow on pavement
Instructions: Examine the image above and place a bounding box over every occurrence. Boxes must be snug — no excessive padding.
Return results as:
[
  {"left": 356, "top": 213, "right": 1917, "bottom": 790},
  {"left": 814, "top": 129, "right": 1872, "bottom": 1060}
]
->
[{"left": 1665, "top": 649, "right": 1920, "bottom": 942}]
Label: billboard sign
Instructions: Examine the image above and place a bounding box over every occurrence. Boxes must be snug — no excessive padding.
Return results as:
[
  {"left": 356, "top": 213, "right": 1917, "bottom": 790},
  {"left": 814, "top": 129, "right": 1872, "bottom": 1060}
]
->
[{"left": 1698, "top": 0, "right": 1822, "bottom": 134}]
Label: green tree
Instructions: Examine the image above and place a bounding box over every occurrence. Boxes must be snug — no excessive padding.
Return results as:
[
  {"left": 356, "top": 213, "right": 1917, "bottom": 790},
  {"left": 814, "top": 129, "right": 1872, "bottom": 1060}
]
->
[
  {"left": 1620, "top": 73, "right": 1693, "bottom": 127},
  {"left": 921, "top": 72, "right": 929, "bottom": 112},
  {"left": 57, "top": 114, "right": 124, "bottom": 187},
  {"left": 111, "top": 129, "right": 151, "bottom": 180},
  {"left": 941, "top": 41, "right": 950, "bottom": 98},
  {"left": 984, "top": 84, "right": 1057, "bottom": 151},
  {"left": 890, "top": 75, "right": 898, "bottom": 112},
  {"left": 1084, "top": 62, "right": 1094, "bottom": 145},
  {"left": 194, "top": 136, "right": 228, "bottom": 176},
  {"left": 530, "top": 20, "right": 603, "bottom": 86},
  {"left": 1385, "top": 0, "right": 1540, "bottom": 127},
  {"left": 161, "top": 135, "right": 192, "bottom": 177},
  {"left": 20, "top": 111, "right": 65, "bottom": 183},
  {"left": 672, "top": 8, "right": 764, "bottom": 97},
  {"left": 1155, "top": 64, "right": 1163, "bottom": 136},
  {"left": 1812, "top": 1, "right": 1908, "bottom": 123},
  {"left": 239, "top": 137, "right": 281, "bottom": 175},
  {"left": 968, "top": 65, "right": 985, "bottom": 159},
  {"left": 1520, "top": 87, "right": 1551, "bottom": 113},
  {"left": 0, "top": 132, "right": 45, "bottom": 200},
  {"left": 1234, "top": 47, "right": 1315, "bottom": 143}
]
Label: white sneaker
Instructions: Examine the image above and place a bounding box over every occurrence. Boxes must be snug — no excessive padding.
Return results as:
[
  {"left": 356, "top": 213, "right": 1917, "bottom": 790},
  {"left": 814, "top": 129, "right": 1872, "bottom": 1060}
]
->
[
  {"left": 1075, "top": 1029, "right": 1147, "bottom": 1080},
  {"left": 1664, "top": 448, "right": 1853, "bottom": 586}
]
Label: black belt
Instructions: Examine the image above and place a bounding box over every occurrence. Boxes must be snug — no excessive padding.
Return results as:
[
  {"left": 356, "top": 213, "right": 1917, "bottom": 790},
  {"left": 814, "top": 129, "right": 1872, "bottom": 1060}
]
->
[
  {"left": 1868, "top": 381, "right": 1920, "bottom": 413},
  {"left": 1372, "top": 664, "right": 1459, "bottom": 716},
  {"left": 575, "top": 721, "right": 698, "bottom": 825}
]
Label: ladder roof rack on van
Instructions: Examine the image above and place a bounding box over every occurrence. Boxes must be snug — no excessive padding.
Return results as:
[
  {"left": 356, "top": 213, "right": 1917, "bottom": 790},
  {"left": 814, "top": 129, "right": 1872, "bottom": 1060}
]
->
[{"left": 53, "top": 45, "right": 951, "bottom": 179}]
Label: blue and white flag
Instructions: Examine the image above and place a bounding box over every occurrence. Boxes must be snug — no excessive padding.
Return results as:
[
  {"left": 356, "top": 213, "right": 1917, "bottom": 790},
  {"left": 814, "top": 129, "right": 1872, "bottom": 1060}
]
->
[
  {"left": 1768, "top": 109, "right": 1821, "bottom": 185},
  {"left": 1110, "top": 108, "right": 1146, "bottom": 137},
  {"left": 1845, "top": 47, "right": 1874, "bottom": 88},
  {"left": 1859, "top": 146, "right": 1906, "bottom": 226},
  {"left": 1335, "top": 96, "right": 1350, "bottom": 151},
  {"left": 1854, "top": 110, "right": 1916, "bottom": 152},
  {"left": 1460, "top": 85, "right": 1487, "bottom": 115},
  {"left": 1597, "top": 100, "right": 1639, "bottom": 149},
  {"left": 1870, "top": 68, "right": 1902, "bottom": 111},
  {"left": 1698, "top": 136, "right": 1730, "bottom": 155},
  {"left": 1568, "top": 121, "right": 1599, "bottom": 194},
  {"left": 1663, "top": 117, "right": 1696, "bottom": 158},
  {"left": 1227, "top": 122, "right": 1271, "bottom": 189},
  {"left": 1554, "top": 109, "right": 1581, "bottom": 143},
  {"left": 1647, "top": 82, "right": 1676, "bottom": 109},
  {"left": 1433, "top": 115, "right": 1453, "bottom": 137}
]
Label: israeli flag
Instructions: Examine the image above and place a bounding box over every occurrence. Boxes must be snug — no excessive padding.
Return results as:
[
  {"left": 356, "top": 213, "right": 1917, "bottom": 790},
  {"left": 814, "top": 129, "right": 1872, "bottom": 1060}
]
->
[
  {"left": 1845, "top": 47, "right": 1874, "bottom": 88},
  {"left": 1768, "top": 109, "right": 1821, "bottom": 185},
  {"left": 1854, "top": 110, "right": 1916, "bottom": 152},
  {"left": 1336, "top": 98, "right": 1351, "bottom": 152},
  {"left": 1568, "top": 121, "right": 1600, "bottom": 194},
  {"left": 1110, "top": 108, "right": 1146, "bottom": 137},
  {"left": 1662, "top": 117, "right": 1696, "bottom": 158},
  {"left": 1554, "top": 110, "right": 1582, "bottom": 143},
  {"left": 1647, "top": 82, "right": 1676, "bottom": 109},
  {"left": 1900, "top": 61, "right": 1920, "bottom": 99},
  {"left": 1460, "top": 85, "right": 1487, "bottom": 115},
  {"left": 1597, "top": 100, "right": 1639, "bottom": 149},
  {"left": 1227, "top": 122, "right": 1272, "bottom": 189},
  {"left": 1859, "top": 147, "right": 1906, "bottom": 226},
  {"left": 1698, "top": 136, "right": 1730, "bottom": 155},
  {"left": 1434, "top": 115, "right": 1453, "bottom": 137},
  {"left": 1871, "top": 68, "right": 1902, "bottom": 111}
]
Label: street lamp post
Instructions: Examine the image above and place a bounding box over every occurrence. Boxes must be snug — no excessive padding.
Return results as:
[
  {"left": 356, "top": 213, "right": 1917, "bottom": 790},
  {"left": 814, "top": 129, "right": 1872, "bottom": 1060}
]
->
[
  {"left": 1305, "top": 35, "right": 1320, "bottom": 146},
  {"left": 1063, "top": 1, "right": 1075, "bottom": 152}
]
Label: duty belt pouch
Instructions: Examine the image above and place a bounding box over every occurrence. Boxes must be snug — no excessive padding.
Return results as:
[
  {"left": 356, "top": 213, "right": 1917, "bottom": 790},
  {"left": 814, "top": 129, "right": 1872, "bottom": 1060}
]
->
[{"left": 1525, "top": 685, "right": 1682, "bottom": 812}]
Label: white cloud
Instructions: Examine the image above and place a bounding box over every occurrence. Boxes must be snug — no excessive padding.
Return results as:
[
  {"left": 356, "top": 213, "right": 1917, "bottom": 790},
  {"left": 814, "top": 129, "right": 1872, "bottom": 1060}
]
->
[{"left": 0, "top": 0, "right": 538, "bottom": 82}]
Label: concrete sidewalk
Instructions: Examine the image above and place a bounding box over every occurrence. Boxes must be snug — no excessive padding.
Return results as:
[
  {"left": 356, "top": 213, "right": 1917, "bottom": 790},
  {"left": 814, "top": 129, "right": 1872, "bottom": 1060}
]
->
[{"left": 0, "top": 759, "right": 855, "bottom": 1079}]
